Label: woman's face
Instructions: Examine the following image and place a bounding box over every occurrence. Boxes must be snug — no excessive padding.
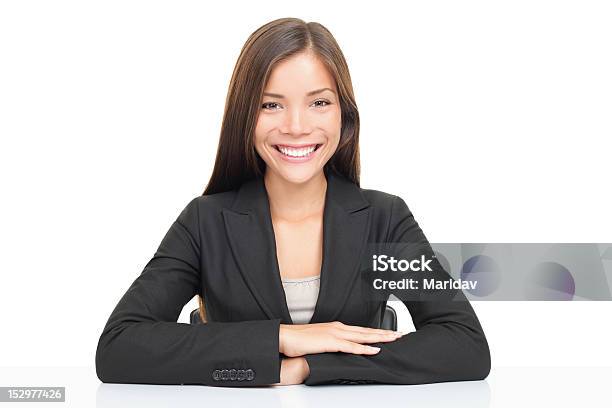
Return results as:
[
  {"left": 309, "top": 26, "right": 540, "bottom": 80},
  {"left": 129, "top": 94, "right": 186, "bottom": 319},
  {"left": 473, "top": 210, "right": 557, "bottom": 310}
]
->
[{"left": 254, "top": 51, "right": 342, "bottom": 185}]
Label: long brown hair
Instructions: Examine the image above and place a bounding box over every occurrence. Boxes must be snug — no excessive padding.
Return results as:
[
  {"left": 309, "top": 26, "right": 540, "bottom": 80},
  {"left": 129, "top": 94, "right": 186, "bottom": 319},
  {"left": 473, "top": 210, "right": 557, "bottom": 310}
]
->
[{"left": 197, "top": 17, "right": 361, "bottom": 323}]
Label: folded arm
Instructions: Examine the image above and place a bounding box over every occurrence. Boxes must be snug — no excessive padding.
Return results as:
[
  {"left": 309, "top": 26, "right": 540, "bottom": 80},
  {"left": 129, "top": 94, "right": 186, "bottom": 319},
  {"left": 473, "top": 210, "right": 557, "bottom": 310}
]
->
[
  {"left": 303, "top": 195, "right": 491, "bottom": 385},
  {"left": 95, "top": 197, "right": 281, "bottom": 386}
]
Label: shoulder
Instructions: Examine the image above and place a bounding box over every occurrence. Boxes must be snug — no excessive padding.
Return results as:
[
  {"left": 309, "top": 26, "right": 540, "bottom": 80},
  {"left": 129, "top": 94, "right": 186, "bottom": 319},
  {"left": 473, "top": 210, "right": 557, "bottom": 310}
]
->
[
  {"left": 172, "top": 190, "right": 238, "bottom": 227},
  {"left": 185, "top": 190, "right": 238, "bottom": 214},
  {"left": 359, "top": 186, "right": 408, "bottom": 215},
  {"left": 361, "top": 187, "right": 396, "bottom": 206}
]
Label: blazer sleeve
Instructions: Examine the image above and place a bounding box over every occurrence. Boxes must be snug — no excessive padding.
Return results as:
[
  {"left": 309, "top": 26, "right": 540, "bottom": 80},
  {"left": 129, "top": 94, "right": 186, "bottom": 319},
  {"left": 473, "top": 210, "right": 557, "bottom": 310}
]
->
[
  {"left": 303, "top": 195, "right": 491, "bottom": 386},
  {"left": 95, "top": 197, "right": 281, "bottom": 386}
]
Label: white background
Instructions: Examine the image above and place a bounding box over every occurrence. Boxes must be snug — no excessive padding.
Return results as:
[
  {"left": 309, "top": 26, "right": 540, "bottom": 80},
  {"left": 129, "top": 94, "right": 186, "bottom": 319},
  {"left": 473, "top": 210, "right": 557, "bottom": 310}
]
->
[{"left": 1, "top": 0, "right": 611, "bottom": 372}]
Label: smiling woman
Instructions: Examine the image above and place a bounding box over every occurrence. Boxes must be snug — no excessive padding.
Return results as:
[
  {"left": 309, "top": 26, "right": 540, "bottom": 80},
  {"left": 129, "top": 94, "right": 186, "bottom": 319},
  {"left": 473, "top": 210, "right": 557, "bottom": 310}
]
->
[
  {"left": 202, "top": 18, "right": 360, "bottom": 196},
  {"left": 95, "top": 17, "right": 490, "bottom": 388},
  {"left": 256, "top": 57, "right": 342, "bottom": 179}
]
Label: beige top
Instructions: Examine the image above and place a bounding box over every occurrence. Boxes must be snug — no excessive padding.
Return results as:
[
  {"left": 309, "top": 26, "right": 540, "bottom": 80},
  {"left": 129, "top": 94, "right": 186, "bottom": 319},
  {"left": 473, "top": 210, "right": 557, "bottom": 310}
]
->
[{"left": 281, "top": 274, "right": 321, "bottom": 324}]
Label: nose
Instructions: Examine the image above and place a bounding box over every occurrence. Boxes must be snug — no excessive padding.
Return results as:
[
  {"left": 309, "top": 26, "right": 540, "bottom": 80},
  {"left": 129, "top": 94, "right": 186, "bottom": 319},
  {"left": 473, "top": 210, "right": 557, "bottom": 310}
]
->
[{"left": 280, "top": 106, "right": 312, "bottom": 136}]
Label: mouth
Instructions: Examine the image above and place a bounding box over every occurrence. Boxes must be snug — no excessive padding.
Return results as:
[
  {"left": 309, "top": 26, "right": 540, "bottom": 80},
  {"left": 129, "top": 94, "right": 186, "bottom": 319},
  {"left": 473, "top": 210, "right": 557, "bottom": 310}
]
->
[{"left": 272, "top": 143, "right": 323, "bottom": 162}]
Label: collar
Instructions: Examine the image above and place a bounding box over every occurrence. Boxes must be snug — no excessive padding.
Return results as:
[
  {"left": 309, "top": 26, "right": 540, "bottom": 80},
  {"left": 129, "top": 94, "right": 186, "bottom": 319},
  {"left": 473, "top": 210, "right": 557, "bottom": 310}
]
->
[{"left": 230, "top": 167, "right": 370, "bottom": 215}]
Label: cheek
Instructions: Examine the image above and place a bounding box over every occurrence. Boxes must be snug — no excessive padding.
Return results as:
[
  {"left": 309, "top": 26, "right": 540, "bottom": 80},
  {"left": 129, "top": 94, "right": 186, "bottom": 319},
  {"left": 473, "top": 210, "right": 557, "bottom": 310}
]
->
[
  {"left": 256, "top": 113, "right": 276, "bottom": 132},
  {"left": 254, "top": 119, "right": 269, "bottom": 147},
  {"left": 322, "top": 110, "right": 342, "bottom": 144},
  {"left": 253, "top": 133, "right": 267, "bottom": 161}
]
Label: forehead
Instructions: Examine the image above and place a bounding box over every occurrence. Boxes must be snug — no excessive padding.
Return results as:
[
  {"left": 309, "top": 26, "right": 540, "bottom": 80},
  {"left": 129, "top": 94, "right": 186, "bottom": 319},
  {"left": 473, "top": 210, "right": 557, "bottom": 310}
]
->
[{"left": 264, "top": 52, "right": 337, "bottom": 93}]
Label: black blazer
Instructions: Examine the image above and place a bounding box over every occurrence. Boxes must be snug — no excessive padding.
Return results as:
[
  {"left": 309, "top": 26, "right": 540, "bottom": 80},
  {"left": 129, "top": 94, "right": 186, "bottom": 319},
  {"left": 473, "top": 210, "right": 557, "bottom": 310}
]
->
[{"left": 95, "top": 168, "right": 490, "bottom": 386}]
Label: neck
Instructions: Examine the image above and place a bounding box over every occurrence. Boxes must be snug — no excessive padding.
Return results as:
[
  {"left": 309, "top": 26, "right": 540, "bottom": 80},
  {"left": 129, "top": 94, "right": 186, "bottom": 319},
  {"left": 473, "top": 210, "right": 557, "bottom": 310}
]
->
[{"left": 264, "top": 169, "right": 327, "bottom": 222}]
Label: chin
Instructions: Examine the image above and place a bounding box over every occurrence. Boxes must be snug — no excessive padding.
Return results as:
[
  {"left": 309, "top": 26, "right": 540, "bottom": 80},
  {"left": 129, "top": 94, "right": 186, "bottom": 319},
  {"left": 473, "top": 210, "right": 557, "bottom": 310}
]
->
[{"left": 274, "top": 167, "right": 322, "bottom": 185}]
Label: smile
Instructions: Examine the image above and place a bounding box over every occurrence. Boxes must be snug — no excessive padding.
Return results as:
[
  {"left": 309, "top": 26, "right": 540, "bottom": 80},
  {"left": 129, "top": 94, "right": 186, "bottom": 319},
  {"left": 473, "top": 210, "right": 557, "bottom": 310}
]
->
[{"left": 273, "top": 143, "right": 322, "bottom": 161}]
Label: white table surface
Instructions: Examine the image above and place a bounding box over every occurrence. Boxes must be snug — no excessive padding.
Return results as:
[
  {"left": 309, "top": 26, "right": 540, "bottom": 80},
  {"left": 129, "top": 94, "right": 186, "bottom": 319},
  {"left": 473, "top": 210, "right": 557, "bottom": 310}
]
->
[{"left": 0, "top": 366, "right": 610, "bottom": 407}]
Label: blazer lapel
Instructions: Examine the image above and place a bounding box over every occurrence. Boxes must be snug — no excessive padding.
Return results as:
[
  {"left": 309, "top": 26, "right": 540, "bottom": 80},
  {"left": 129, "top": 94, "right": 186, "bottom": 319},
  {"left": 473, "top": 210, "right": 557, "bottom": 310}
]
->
[
  {"left": 222, "top": 167, "right": 371, "bottom": 325},
  {"left": 222, "top": 177, "right": 291, "bottom": 323},
  {"left": 310, "top": 168, "right": 371, "bottom": 323}
]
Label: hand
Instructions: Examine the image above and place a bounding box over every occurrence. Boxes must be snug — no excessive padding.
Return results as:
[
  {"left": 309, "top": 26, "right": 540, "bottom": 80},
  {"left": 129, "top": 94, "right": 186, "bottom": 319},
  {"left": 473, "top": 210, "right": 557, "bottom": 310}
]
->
[
  {"left": 279, "top": 321, "right": 405, "bottom": 358},
  {"left": 274, "top": 357, "right": 310, "bottom": 385}
]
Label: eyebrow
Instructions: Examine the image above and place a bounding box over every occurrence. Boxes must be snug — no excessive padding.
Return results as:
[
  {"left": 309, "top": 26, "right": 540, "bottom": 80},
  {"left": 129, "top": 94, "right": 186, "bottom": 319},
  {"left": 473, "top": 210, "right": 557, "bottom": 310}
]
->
[{"left": 262, "top": 87, "right": 336, "bottom": 99}]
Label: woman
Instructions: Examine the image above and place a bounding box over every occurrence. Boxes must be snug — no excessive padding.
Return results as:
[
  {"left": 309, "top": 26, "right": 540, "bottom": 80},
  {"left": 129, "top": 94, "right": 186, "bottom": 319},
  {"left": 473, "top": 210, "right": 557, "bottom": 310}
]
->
[{"left": 95, "top": 17, "right": 490, "bottom": 387}]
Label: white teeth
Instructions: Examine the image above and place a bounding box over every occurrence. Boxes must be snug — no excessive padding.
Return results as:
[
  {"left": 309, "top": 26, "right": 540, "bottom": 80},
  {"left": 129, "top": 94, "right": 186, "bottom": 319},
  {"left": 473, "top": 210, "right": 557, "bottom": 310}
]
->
[{"left": 277, "top": 145, "right": 317, "bottom": 157}]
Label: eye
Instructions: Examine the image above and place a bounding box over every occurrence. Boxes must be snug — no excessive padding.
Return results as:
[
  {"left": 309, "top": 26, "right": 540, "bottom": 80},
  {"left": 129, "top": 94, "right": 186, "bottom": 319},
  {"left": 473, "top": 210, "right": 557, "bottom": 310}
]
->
[
  {"left": 313, "top": 99, "right": 331, "bottom": 108},
  {"left": 261, "top": 102, "right": 281, "bottom": 110}
]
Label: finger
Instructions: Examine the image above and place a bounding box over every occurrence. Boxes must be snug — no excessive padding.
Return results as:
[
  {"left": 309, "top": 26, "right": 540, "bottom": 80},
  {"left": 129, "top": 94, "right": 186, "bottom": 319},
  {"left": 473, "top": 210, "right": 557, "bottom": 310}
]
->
[
  {"left": 335, "top": 340, "right": 382, "bottom": 355},
  {"left": 337, "top": 325, "right": 404, "bottom": 338},
  {"left": 337, "top": 330, "right": 403, "bottom": 344},
  {"left": 337, "top": 323, "right": 402, "bottom": 336}
]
